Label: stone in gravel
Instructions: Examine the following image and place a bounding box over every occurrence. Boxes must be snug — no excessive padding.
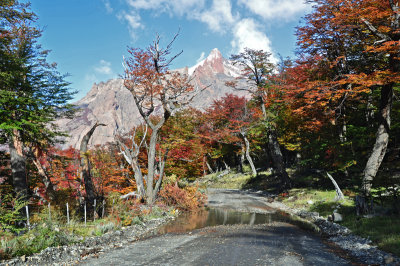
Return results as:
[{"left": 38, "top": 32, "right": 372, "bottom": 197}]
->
[
  {"left": 297, "top": 210, "right": 319, "bottom": 219},
  {"left": 307, "top": 200, "right": 314, "bottom": 205},
  {"left": 385, "top": 255, "right": 394, "bottom": 264},
  {"left": 332, "top": 213, "right": 343, "bottom": 222}
]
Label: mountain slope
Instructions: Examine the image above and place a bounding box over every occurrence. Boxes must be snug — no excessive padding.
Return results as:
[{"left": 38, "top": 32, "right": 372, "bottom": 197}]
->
[{"left": 57, "top": 48, "right": 250, "bottom": 149}]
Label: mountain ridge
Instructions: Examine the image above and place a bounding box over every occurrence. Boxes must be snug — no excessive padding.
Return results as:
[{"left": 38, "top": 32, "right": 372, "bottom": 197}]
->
[{"left": 56, "top": 48, "right": 250, "bottom": 149}]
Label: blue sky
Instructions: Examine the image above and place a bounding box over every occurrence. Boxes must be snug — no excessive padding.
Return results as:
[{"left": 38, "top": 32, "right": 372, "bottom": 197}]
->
[{"left": 29, "top": 0, "right": 311, "bottom": 101}]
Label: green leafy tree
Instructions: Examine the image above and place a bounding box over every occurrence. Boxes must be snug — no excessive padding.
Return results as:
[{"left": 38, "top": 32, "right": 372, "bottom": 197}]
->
[{"left": 0, "top": 1, "right": 75, "bottom": 198}]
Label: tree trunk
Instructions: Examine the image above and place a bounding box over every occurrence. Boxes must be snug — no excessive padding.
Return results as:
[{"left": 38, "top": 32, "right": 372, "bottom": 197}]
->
[
  {"left": 132, "top": 160, "right": 146, "bottom": 198},
  {"left": 153, "top": 149, "right": 169, "bottom": 199},
  {"left": 260, "top": 94, "right": 290, "bottom": 188},
  {"left": 361, "top": 84, "right": 393, "bottom": 198},
  {"left": 239, "top": 147, "right": 245, "bottom": 173},
  {"left": 242, "top": 132, "right": 257, "bottom": 176},
  {"left": 267, "top": 129, "right": 292, "bottom": 190},
  {"left": 9, "top": 132, "right": 28, "bottom": 199},
  {"left": 206, "top": 161, "right": 214, "bottom": 174},
  {"left": 31, "top": 157, "right": 56, "bottom": 201},
  {"left": 80, "top": 122, "right": 106, "bottom": 214},
  {"left": 146, "top": 128, "right": 159, "bottom": 204}
]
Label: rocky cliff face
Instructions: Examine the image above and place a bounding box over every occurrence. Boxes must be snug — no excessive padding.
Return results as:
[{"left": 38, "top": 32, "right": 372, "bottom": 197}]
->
[{"left": 57, "top": 48, "right": 250, "bottom": 149}]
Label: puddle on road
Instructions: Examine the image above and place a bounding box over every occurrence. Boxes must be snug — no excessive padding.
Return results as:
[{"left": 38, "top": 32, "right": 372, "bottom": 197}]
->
[{"left": 158, "top": 208, "right": 291, "bottom": 234}]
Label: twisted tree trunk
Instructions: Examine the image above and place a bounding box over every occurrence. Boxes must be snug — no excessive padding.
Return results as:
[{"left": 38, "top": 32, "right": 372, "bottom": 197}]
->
[
  {"left": 241, "top": 132, "right": 257, "bottom": 176},
  {"left": 80, "top": 122, "right": 106, "bottom": 216},
  {"left": 362, "top": 84, "right": 392, "bottom": 197},
  {"left": 356, "top": 0, "right": 399, "bottom": 215},
  {"left": 32, "top": 157, "right": 56, "bottom": 201}
]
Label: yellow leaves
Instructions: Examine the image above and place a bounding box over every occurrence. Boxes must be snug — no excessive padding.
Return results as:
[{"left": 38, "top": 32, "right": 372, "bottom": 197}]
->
[{"left": 278, "top": 133, "right": 301, "bottom": 152}]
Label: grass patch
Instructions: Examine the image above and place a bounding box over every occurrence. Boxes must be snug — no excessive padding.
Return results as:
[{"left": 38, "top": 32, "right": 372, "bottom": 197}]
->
[
  {"left": 0, "top": 204, "right": 177, "bottom": 260},
  {"left": 196, "top": 166, "right": 274, "bottom": 190},
  {"left": 196, "top": 171, "right": 253, "bottom": 189},
  {"left": 282, "top": 188, "right": 400, "bottom": 257},
  {"left": 282, "top": 188, "right": 353, "bottom": 214},
  {"left": 341, "top": 214, "right": 400, "bottom": 256}
]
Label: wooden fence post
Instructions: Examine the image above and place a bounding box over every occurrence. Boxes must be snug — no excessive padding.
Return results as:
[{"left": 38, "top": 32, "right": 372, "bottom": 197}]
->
[
  {"left": 84, "top": 202, "right": 87, "bottom": 226},
  {"left": 48, "top": 202, "right": 51, "bottom": 221},
  {"left": 102, "top": 199, "right": 105, "bottom": 218},
  {"left": 93, "top": 199, "right": 96, "bottom": 222},
  {"left": 25, "top": 205, "right": 30, "bottom": 228},
  {"left": 66, "top": 203, "right": 70, "bottom": 224}
]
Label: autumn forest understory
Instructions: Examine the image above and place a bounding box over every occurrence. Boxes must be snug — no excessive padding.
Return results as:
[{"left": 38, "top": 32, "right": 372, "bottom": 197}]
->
[{"left": 1, "top": 0, "right": 400, "bottom": 260}]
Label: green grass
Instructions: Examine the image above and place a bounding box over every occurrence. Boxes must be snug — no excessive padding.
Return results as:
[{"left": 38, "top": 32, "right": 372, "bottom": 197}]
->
[
  {"left": 282, "top": 188, "right": 400, "bottom": 257},
  {"left": 342, "top": 213, "right": 400, "bottom": 256},
  {"left": 196, "top": 166, "right": 273, "bottom": 190},
  {"left": 197, "top": 171, "right": 252, "bottom": 189},
  {"left": 282, "top": 188, "right": 353, "bottom": 214},
  {"left": 0, "top": 205, "right": 177, "bottom": 260}
]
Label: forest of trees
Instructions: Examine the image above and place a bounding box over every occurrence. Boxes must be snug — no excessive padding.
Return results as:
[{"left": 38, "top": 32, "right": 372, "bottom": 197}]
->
[{"left": 1, "top": 0, "right": 400, "bottom": 221}]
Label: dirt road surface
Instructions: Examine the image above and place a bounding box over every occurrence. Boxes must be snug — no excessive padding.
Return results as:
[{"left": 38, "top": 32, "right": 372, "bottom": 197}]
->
[{"left": 81, "top": 189, "right": 352, "bottom": 265}]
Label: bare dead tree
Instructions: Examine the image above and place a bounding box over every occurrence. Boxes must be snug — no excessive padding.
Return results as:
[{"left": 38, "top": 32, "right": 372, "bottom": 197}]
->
[{"left": 116, "top": 124, "right": 148, "bottom": 198}]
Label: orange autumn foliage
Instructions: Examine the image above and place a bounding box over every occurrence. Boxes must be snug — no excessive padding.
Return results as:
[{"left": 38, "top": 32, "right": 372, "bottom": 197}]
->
[{"left": 158, "top": 184, "right": 207, "bottom": 211}]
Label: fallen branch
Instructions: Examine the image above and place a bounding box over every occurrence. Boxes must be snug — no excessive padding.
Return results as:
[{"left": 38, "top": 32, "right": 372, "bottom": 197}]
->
[{"left": 327, "top": 172, "right": 345, "bottom": 201}]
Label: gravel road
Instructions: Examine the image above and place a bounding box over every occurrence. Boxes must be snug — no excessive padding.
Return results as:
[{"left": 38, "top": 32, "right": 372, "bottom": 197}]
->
[{"left": 81, "top": 189, "right": 353, "bottom": 265}]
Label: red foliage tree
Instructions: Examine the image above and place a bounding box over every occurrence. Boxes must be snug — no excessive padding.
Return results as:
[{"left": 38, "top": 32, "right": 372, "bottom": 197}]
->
[
  {"left": 201, "top": 94, "right": 258, "bottom": 176},
  {"left": 161, "top": 108, "right": 206, "bottom": 180},
  {"left": 122, "top": 33, "right": 200, "bottom": 204},
  {"left": 294, "top": 0, "right": 400, "bottom": 211},
  {"left": 90, "top": 145, "right": 135, "bottom": 196}
]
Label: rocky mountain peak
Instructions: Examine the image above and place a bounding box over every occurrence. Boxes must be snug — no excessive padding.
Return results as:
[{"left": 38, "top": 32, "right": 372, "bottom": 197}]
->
[
  {"left": 188, "top": 48, "right": 241, "bottom": 78},
  {"left": 208, "top": 48, "right": 223, "bottom": 60},
  {"left": 57, "top": 48, "right": 250, "bottom": 149}
]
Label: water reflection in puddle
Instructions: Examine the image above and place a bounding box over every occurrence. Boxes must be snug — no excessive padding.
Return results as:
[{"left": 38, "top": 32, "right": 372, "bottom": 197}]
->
[{"left": 158, "top": 208, "right": 289, "bottom": 234}]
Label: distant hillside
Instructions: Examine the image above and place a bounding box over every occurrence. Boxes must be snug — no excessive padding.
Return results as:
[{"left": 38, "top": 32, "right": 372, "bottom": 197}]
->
[{"left": 56, "top": 48, "right": 250, "bottom": 149}]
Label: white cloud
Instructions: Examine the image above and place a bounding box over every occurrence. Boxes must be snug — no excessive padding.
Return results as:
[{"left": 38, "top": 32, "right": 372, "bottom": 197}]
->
[
  {"left": 117, "top": 10, "right": 143, "bottom": 38},
  {"left": 194, "top": 0, "right": 236, "bottom": 33},
  {"left": 196, "top": 52, "right": 206, "bottom": 63},
  {"left": 126, "top": 0, "right": 204, "bottom": 17},
  {"left": 102, "top": 0, "right": 113, "bottom": 13},
  {"left": 117, "top": 0, "right": 292, "bottom": 62},
  {"left": 83, "top": 60, "right": 115, "bottom": 90},
  {"left": 230, "top": 18, "right": 277, "bottom": 62},
  {"left": 94, "top": 60, "right": 113, "bottom": 75},
  {"left": 123, "top": 0, "right": 233, "bottom": 33},
  {"left": 238, "top": 0, "right": 309, "bottom": 21}
]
